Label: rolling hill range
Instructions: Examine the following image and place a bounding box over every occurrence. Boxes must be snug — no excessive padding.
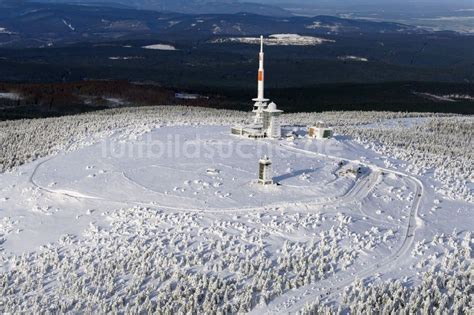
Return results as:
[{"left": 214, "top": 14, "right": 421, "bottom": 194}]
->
[
  {"left": 0, "top": 1, "right": 472, "bottom": 117},
  {"left": 0, "top": 2, "right": 432, "bottom": 48},
  {"left": 24, "top": 0, "right": 292, "bottom": 16}
]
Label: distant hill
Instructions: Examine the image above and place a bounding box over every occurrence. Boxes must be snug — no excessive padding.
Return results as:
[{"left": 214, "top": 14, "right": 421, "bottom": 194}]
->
[
  {"left": 25, "top": 0, "right": 292, "bottom": 16},
  {"left": 0, "top": 1, "right": 472, "bottom": 117},
  {"left": 0, "top": 2, "right": 430, "bottom": 48}
]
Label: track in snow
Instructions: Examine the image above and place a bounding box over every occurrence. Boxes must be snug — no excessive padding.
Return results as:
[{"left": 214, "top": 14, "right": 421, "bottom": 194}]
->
[
  {"left": 28, "top": 139, "right": 379, "bottom": 214},
  {"left": 27, "top": 129, "right": 423, "bottom": 313},
  {"left": 256, "top": 143, "right": 424, "bottom": 314}
]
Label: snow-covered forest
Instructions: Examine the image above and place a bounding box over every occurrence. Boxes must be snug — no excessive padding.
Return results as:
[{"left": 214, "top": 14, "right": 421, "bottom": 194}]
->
[
  {"left": 0, "top": 106, "right": 447, "bottom": 173},
  {"left": 340, "top": 117, "right": 473, "bottom": 202},
  {"left": 0, "top": 106, "right": 472, "bottom": 313},
  {"left": 302, "top": 232, "right": 472, "bottom": 314},
  {"left": 0, "top": 207, "right": 371, "bottom": 312}
]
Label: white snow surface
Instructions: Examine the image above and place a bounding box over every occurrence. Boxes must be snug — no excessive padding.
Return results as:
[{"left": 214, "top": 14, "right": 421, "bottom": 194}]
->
[
  {"left": 0, "top": 107, "right": 472, "bottom": 313},
  {"left": 62, "top": 19, "right": 75, "bottom": 31},
  {"left": 414, "top": 92, "right": 474, "bottom": 102},
  {"left": 0, "top": 92, "right": 22, "bottom": 100},
  {"left": 142, "top": 44, "right": 177, "bottom": 50},
  {"left": 338, "top": 55, "right": 369, "bottom": 62},
  {"left": 109, "top": 56, "right": 143, "bottom": 60},
  {"left": 0, "top": 27, "right": 13, "bottom": 34},
  {"left": 306, "top": 21, "right": 341, "bottom": 32},
  {"left": 212, "top": 34, "right": 334, "bottom": 46}
]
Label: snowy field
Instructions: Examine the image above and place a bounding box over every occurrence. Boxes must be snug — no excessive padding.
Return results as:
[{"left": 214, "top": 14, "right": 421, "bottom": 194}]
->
[
  {"left": 337, "top": 55, "right": 369, "bottom": 62},
  {"left": 0, "top": 107, "right": 472, "bottom": 313},
  {"left": 142, "top": 44, "right": 177, "bottom": 51},
  {"left": 0, "top": 27, "right": 13, "bottom": 34},
  {"left": 212, "top": 34, "right": 334, "bottom": 46},
  {"left": 0, "top": 92, "right": 22, "bottom": 100}
]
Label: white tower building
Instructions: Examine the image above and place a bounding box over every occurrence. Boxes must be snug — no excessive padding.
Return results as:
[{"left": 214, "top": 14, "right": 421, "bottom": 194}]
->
[
  {"left": 252, "top": 36, "right": 269, "bottom": 125},
  {"left": 263, "top": 102, "right": 283, "bottom": 139},
  {"left": 258, "top": 156, "right": 273, "bottom": 185}
]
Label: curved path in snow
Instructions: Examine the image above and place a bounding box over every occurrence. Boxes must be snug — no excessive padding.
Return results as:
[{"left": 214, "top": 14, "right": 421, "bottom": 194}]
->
[
  {"left": 254, "top": 142, "right": 424, "bottom": 314},
  {"left": 28, "top": 132, "right": 424, "bottom": 314},
  {"left": 29, "top": 143, "right": 379, "bottom": 214}
]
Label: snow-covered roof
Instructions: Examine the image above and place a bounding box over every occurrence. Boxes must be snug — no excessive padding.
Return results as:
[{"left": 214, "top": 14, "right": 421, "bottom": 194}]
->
[
  {"left": 259, "top": 155, "right": 272, "bottom": 164},
  {"left": 264, "top": 102, "right": 283, "bottom": 113},
  {"left": 242, "top": 128, "right": 264, "bottom": 135}
]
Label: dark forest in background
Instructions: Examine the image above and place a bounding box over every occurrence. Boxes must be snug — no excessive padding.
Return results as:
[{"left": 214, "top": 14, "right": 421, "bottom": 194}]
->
[{"left": 0, "top": 2, "right": 472, "bottom": 119}]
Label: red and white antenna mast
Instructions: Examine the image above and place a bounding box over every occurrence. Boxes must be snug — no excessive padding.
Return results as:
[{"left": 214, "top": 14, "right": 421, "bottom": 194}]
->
[{"left": 252, "top": 35, "right": 269, "bottom": 125}]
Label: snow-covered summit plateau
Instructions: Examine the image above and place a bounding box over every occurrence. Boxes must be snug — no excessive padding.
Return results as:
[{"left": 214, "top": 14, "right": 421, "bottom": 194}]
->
[
  {"left": 212, "top": 34, "right": 334, "bottom": 46},
  {"left": 0, "top": 107, "right": 472, "bottom": 313}
]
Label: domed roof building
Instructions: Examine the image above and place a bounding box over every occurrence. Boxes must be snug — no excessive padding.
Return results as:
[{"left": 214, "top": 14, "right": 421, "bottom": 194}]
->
[{"left": 263, "top": 102, "right": 283, "bottom": 139}]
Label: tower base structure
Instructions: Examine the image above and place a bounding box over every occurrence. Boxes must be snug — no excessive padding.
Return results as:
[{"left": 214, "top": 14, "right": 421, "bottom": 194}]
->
[{"left": 258, "top": 156, "right": 273, "bottom": 185}]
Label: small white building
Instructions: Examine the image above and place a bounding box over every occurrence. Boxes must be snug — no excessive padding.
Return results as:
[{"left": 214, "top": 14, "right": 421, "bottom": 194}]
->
[
  {"left": 308, "top": 121, "right": 334, "bottom": 139},
  {"left": 263, "top": 102, "right": 283, "bottom": 139},
  {"left": 231, "top": 126, "right": 266, "bottom": 139},
  {"left": 258, "top": 156, "right": 273, "bottom": 185}
]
